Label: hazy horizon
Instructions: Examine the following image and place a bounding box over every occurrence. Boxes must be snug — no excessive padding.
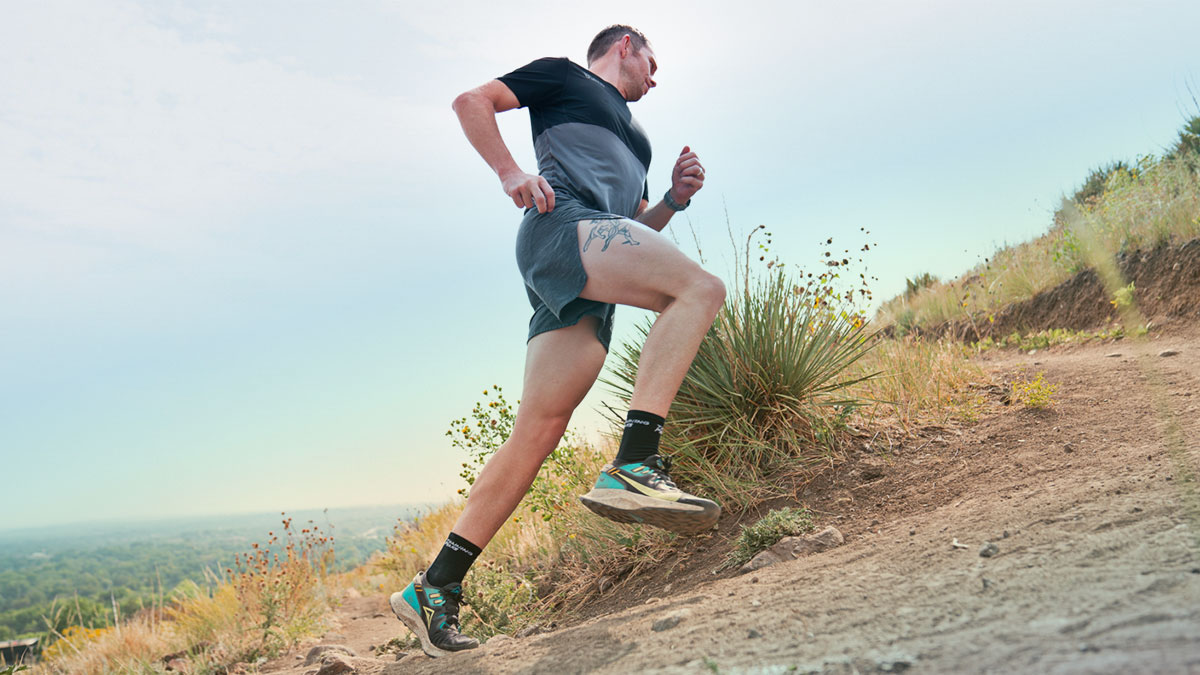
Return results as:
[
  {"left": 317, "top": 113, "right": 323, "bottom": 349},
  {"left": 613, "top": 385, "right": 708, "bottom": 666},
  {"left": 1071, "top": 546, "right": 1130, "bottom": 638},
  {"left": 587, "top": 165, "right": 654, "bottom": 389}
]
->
[{"left": 0, "top": 501, "right": 433, "bottom": 541}]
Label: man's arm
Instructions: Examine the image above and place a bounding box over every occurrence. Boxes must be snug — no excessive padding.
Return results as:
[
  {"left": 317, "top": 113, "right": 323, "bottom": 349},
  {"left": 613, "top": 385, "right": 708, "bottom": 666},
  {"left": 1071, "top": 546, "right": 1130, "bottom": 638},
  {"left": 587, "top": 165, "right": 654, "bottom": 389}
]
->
[
  {"left": 452, "top": 80, "right": 556, "bottom": 213},
  {"left": 635, "top": 146, "right": 705, "bottom": 232}
]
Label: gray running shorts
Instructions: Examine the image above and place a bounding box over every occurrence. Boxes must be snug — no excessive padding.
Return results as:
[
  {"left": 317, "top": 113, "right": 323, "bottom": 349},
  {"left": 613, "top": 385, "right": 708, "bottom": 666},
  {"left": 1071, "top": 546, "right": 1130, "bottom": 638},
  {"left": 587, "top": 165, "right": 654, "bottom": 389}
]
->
[{"left": 515, "top": 199, "right": 622, "bottom": 351}]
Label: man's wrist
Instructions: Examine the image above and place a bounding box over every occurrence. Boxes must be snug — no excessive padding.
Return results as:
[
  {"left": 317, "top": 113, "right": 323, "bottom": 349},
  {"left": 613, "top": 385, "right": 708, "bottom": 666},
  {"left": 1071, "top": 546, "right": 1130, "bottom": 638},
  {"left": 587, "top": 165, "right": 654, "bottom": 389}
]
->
[
  {"left": 663, "top": 189, "right": 691, "bottom": 212},
  {"left": 497, "top": 165, "right": 523, "bottom": 182}
]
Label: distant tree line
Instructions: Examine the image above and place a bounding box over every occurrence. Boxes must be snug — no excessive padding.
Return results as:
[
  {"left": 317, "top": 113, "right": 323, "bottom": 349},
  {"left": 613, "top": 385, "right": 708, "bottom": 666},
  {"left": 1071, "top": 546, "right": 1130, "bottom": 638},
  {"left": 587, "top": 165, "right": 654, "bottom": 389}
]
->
[{"left": 0, "top": 535, "right": 385, "bottom": 640}]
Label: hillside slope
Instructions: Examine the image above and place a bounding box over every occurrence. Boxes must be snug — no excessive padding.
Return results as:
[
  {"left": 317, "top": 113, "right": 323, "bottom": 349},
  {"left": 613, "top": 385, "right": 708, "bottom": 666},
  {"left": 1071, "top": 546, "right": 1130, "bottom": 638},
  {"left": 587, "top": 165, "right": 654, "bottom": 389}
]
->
[{"left": 263, "top": 327, "right": 1200, "bottom": 674}]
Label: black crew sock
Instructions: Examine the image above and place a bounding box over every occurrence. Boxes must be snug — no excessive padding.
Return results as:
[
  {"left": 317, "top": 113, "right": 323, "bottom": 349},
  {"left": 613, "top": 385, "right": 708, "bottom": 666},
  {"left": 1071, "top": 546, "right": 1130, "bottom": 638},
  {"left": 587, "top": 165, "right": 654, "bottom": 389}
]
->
[
  {"left": 614, "top": 409, "right": 665, "bottom": 465},
  {"left": 425, "top": 532, "right": 482, "bottom": 588}
]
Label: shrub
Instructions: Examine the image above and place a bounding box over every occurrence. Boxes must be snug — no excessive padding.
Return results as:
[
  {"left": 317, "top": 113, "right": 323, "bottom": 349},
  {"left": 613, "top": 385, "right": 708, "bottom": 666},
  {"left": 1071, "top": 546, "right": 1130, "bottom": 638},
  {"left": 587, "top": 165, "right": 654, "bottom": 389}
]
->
[
  {"left": 449, "top": 386, "right": 517, "bottom": 498},
  {"left": 1073, "top": 161, "right": 1130, "bottom": 206},
  {"left": 726, "top": 507, "right": 814, "bottom": 568},
  {"left": 904, "top": 272, "right": 938, "bottom": 299},
  {"left": 1168, "top": 114, "right": 1200, "bottom": 169},
  {"left": 604, "top": 268, "right": 875, "bottom": 510},
  {"left": 1110, "top": 281, "right": 1135, "bottom": 310},
  {"left": 1010, "top": 372, "right": 1056, "bottom": 409}
]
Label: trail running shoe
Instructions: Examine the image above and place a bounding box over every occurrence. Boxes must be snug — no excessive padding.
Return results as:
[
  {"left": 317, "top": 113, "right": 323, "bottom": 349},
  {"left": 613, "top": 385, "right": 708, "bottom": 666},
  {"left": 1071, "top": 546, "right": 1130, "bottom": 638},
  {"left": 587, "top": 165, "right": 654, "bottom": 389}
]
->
[
  {"left": 389, "top": 572, "right": 479, "bottom": 657},
  {"left": 579, "top": 454, "right": 720, "bottom": 534}
]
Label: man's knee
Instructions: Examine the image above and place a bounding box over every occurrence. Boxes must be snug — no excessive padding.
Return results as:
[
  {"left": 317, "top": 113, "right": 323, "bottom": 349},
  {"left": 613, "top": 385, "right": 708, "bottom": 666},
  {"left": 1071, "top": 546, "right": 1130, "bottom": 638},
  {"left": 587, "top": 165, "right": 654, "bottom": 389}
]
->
[
  {"left": 683, "top": 272, "right": 725, "bottom": 314},
  {"left": 513, "top": 413, "right": 572, "bottom": 460},
  {"left": 700, "top": 273, "right": 726, "bottom": 309}
]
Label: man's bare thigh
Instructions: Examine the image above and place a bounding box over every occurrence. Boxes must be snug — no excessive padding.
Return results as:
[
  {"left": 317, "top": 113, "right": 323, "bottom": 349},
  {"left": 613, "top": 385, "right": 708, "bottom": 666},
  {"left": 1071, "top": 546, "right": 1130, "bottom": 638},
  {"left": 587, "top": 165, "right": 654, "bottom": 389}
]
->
[{"left": 576, "top": 217, "right": 709, "bottom": 312}]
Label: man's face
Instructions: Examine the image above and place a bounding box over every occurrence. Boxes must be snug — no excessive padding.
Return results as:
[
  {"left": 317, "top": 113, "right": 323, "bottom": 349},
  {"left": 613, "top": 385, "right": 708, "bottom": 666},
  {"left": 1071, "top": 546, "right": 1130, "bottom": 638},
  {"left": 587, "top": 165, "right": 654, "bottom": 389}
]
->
[{"left": 620, "top": 45, "right": 657, "bottom": 102}]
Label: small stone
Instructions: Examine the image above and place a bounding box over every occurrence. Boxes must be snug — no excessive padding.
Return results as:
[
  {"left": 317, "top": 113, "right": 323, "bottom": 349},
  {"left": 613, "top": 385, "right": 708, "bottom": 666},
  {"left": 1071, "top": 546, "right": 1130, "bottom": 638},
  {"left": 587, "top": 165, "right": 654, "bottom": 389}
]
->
[
  {"left": 1080, "top": 643, "right": 1100, "bottom": 653},
  {"left": 1064, "top": 442, "right": 1075, "bottom": 453},
  {"left": 1002, "top": 530, "right": 1010, "bottom": 538},
  {"left": 1190, "top": 568, "right": 1200, "bottom": 574},
  {"left": 1105, "top": 353, "right": 1122, "bottom": 358},
  {"left": 909, "top": 529, "right": 916, "bottom": 536},
  {"left": 747, "top": 628, "right": 763, "bottom": 639},
  {"left": 305, "top": 646, "right": 356, "bottom": 666},
  {"left": 652, "top": 615, "right": 682, "bottom": 632},
  {"left": 979, "top": 542, "right": 999, "bottom": 558},
  {"left": 1159, "top": 349, "right": 1180, "bottom": 357},
  {"left": 296, "top": 653, "right": 305, "bottom": 660},
  {"left": 314, "top": 654, "right": 354, "bottom": 675},
  {"left": 858, "top": 456, "right": 888, "bottom": 480},
  {"left": 751, "top": 599, "right": 762, "bottom": 607},
  {"left": 878, "top": 659, "right": 912, "bottom": 672},
  {"left": 515, "top": 624, "right": 543, "bottom": 638},
  {"left": 751, "top": 576, "right": 759, "bottom": 583},
  {"left": 981, "top": 577, "right": 992, "bottom": 590}
]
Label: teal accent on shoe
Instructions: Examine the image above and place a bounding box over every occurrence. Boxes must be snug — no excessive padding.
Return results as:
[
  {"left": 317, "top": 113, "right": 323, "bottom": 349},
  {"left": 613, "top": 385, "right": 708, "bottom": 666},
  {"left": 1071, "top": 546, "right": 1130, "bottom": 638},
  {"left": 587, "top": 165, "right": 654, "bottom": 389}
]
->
[
  {"left": 594, "top": 473, "right": 624, "bottom": 490},
  {"left": 401, "top": 581, "right": 420, "bottom": 612}
]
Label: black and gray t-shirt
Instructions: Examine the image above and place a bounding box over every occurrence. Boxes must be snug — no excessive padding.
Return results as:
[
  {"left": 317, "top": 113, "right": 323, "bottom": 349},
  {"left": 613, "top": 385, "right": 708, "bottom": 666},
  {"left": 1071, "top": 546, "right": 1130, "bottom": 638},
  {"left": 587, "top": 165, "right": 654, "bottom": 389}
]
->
[{"left": 498, "top": 57, "right": 650, "bottom": 219}]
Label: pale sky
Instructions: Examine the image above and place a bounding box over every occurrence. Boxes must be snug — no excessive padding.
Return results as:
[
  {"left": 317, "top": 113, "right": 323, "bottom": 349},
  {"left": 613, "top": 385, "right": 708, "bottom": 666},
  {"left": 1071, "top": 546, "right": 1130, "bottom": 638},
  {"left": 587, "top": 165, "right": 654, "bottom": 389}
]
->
[{"left": 4, "top": 0, "right": 1199, "bottom": 528}]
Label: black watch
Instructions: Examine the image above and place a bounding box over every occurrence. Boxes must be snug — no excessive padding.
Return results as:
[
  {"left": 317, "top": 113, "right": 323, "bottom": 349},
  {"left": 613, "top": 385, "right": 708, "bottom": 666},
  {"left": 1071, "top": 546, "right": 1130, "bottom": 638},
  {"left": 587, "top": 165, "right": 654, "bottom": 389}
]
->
[{"left": 663, "top": 189, "right": 691, "bottom": 212}]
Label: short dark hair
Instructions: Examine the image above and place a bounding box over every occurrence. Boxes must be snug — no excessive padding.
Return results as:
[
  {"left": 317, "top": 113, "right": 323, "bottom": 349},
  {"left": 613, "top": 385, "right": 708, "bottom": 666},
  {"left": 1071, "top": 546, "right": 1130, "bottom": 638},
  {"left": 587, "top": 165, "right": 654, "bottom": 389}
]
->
[{"left": 587, "top": 25, "right": 650, "bottom": 65}]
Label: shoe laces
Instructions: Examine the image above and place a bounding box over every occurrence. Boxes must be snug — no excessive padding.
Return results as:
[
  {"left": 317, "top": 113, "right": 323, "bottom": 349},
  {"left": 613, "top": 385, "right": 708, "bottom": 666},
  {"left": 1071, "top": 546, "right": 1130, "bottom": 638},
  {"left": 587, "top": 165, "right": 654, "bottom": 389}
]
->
[
  {"left": 440, "top": 583, "right": 466, "bottom": 630},
  {"left": 644, "top": 454, "right": 678, "bottom": 489}
]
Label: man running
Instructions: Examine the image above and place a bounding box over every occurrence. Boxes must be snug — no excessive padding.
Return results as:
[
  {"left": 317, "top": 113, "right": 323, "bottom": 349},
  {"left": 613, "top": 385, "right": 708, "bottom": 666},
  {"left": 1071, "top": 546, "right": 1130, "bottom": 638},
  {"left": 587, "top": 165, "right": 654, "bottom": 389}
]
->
[{"left": 391, "top": 25, "right": 725, "bottom": 657}]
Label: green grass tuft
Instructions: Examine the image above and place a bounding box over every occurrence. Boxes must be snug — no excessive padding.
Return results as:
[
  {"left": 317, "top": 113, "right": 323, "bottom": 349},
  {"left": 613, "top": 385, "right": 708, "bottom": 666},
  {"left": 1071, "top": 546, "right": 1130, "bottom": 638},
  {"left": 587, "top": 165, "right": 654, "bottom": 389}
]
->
[{"left": 726, "top": 507, "right": 815, "bottom": 568}]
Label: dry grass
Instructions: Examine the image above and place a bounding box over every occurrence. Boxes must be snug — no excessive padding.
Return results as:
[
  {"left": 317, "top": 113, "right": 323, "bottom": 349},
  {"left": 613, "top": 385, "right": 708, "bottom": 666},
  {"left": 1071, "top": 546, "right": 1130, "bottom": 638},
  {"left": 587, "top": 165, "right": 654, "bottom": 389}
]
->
[
  {"left": 877, "top": 156, "right": 1200, "bottom": 334},
  {"left": 33, "top": 517, "right": 341, "bottom": 674},
  {"left": 35, "top": 619, "right": 176, "bottom": 675},
  {"left": 849, "top": 336, "right": 989, "bottom": 431}
]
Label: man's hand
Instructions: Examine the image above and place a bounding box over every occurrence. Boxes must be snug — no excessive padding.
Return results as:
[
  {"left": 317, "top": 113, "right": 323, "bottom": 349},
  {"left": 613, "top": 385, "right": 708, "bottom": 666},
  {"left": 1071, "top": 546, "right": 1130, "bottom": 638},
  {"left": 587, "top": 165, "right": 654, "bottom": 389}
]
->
[
  {"left": 668, "top": 146, "right": 705, "bottom": 204},
  {"left": 501, "top": 171, "right": 556, "bottom": 213}
]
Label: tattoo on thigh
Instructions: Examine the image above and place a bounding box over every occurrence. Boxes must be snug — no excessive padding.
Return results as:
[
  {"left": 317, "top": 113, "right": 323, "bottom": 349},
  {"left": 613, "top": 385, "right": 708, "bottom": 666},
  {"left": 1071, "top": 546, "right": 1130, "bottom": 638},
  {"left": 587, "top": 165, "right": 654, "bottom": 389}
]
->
[{"left": 582, "top": 219, "right": 641, "bottom": 253}]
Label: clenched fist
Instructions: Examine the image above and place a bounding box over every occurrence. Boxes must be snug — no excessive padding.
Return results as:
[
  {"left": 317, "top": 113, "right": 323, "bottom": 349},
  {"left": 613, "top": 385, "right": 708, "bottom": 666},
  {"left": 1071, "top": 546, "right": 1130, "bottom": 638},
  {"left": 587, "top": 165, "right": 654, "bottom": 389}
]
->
[{"left": 668, "top": 146, "right": 705, "bottom": 205}]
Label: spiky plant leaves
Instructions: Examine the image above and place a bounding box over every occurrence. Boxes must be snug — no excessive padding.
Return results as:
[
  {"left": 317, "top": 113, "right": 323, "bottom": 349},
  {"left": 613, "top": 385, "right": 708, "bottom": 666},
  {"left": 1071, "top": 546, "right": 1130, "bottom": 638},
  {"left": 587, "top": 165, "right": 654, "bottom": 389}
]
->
[{"left": 603, "top": 270, "right": 876, "bottom": 510}]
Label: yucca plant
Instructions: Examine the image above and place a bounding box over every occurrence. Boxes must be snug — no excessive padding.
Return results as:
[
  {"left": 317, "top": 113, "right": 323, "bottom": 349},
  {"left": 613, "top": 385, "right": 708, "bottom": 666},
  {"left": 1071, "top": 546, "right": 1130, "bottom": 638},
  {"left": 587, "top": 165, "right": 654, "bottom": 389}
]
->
[{"left": 604, "top": 269, "right": 876, "bottom": 510}]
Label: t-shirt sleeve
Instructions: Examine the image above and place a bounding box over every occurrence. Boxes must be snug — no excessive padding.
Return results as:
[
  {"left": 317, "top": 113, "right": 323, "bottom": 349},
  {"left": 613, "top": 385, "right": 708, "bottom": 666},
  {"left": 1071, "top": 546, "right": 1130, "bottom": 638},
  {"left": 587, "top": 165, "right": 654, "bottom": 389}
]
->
[{"left": 496, "top": 57, "right": 567, "bottom": 108}]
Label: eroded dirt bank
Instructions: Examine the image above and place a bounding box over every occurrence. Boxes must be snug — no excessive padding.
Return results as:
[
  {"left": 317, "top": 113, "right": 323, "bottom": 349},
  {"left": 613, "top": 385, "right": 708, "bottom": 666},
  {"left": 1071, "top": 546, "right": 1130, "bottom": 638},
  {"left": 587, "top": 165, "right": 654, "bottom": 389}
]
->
[
  {"left": 270, "top": 328, "right": 1200, "bottom": 674},
  {"left": 926, "top": 237, "right": 1200, "bottom": 341}
]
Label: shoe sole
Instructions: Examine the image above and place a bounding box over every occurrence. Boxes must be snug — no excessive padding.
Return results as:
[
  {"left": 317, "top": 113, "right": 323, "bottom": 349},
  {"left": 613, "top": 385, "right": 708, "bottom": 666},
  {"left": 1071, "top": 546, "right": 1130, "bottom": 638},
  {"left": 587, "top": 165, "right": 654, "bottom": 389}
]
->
[
  {"left": 580, "top": 488, "right": 720, "bottom": 534},
  {"left": 389, "top": 591, "right": 451, "bottom": 658}
]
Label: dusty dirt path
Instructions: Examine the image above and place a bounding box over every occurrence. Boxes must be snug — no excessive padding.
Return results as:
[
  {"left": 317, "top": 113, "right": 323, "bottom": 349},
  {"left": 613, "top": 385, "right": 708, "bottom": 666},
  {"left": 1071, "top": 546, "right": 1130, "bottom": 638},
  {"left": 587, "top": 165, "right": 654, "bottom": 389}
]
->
[{"left": 269, "top": 328, "right": 1200, "bottom": 674}]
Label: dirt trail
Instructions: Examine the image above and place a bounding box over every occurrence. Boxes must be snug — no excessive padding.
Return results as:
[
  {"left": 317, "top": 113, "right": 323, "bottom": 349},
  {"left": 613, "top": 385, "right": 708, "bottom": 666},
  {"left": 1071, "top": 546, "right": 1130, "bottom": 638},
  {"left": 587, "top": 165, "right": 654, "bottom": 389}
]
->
[{"left": 267, "top": 328, "right": 1200, "bottom": 674}]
